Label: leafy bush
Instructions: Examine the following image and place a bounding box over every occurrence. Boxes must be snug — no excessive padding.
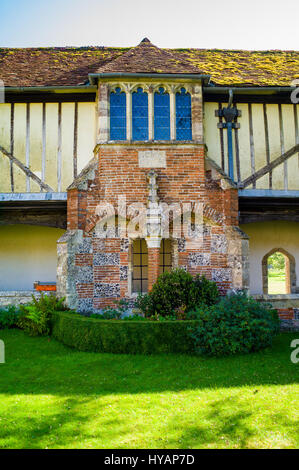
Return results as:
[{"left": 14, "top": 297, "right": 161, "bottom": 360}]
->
[
  {"left": 52, "top": 311, "right": 198, "bottom": 354},
  {"left": 18, "top": 293, "right": 69, "bottom": 336},
  {"left": 191, "top": 293, "right": 280, "bottom": 356},
  {"left": 136, "top": 269, "right": 219, "bottom": 318},
  {"left": 193, "top": 275, "right": 219, "bottom": 306},
  {"left": 0, "top": 305, "right": 22, "bottom": 329},
  {"left": 90, "top": 299, "right": 131, "bottom": 320}
]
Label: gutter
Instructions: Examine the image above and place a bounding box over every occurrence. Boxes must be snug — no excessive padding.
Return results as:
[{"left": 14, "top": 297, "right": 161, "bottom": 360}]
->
[
  {"left": 203, "top": 86, "right": 296, "bottom": 94},
  {"left": 89, "top": 72, "right": 211, "bottom": 85},
  {"left": 4, "top": 85, "right": 97, "bottom": 94}
]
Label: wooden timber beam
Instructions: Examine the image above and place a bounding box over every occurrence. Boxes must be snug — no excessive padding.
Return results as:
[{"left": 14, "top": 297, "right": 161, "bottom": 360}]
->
[
  {"left": 0, "top": 145, "right": 54, "bottom": 192},
  {"left": 242, "top": 143, "right": 299, "bottom": 188}
]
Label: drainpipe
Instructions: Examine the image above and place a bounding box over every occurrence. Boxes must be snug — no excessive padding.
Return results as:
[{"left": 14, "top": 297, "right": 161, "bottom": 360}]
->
[{"left": 216, "top": 89, "right": 241, "bottom": 182}]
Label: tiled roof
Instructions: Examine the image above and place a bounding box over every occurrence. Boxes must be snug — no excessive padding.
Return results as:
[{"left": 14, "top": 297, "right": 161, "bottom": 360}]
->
[
  {"left": 95, "top": 38, "right": 202, "bottom": 74},
  {"left": 1, "top": 39, "right": 299, "bottom": 87}
]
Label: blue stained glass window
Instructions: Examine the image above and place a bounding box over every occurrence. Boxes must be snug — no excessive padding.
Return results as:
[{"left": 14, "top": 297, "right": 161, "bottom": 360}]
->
[
  {"left": 176, "top": 88, "right": 192, "bottom": 140},
  {"left": 154, "top": 87, "right": 170, "bottom": 140},
  {"left": 132, "top": 87, "right": 148, "bottom": 141},
  {"left": 110, "top": 87, "right": 126, "bottom": 140}
]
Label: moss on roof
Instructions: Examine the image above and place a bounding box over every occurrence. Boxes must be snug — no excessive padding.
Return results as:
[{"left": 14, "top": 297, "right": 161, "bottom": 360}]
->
[{"left": 0, "top": 43, "right": 298, "bottom": 87}]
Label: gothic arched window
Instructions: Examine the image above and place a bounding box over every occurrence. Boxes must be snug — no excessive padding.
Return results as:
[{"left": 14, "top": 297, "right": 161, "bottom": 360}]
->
[
  {"left": 176, "top": 88, "right": 192, "bottom": 140},
  {"left": 132, "top": 87, "right": 148, "bottom": 141},
  {"left": 110, "top": 87, "right": 126, "bottom": 140},
  {"left": 154, "top": 87, "right": 170, "bottom": 140}
]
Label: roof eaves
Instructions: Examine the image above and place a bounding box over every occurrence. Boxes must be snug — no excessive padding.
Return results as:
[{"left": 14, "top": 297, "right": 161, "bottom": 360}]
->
[{"left": 89, "top": 72, "right": 211, "bottom": 85}]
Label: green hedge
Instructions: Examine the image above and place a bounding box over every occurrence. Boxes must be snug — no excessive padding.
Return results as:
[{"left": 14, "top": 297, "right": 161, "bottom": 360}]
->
[{"left": 51, "top": 312, "right": 198, "bottom": 354}]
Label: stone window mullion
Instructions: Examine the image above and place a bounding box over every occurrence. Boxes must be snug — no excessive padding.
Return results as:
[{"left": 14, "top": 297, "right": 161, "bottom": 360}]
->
[
  {"left": 126, "top": 89, "right": 132, "bottom": 141},
  {"left": 170, "top": 88, "right": 176, "bottom": 141},
  {"left": 148, "top": 88, "right": 154, "bottom": 141}
]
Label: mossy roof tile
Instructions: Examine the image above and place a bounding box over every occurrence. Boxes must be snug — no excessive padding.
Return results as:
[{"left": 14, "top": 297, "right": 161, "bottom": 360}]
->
[{"left": 1, "top": 41, "right": 298, "bottom": 87}]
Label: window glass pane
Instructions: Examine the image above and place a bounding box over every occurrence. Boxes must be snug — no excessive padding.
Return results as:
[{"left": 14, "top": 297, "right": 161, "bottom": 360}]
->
[
  {"left": 154, "top": 88, "right": 170, "bottom": 140},
  {"left": 132, "top": 88, "right": 148, "bottom": 141},
  {"left": 164, "top": 253, "right": 172, "bottom": 266},
  {"left": 133, "top": 279, "right": 142, "bottom": 293},
  {"left": 132, "top": 239, "right": 148, "bottom": 293},
  {"left": 176, "top": 88, "right": 192, "bottom": 140},
  {"left": 133, "top": 267, "right": 142, "bottom": 278},
  {"left": 164, "top": 239, "right": 172, "bottom": 253},
  {"left": 140, "top": 239, "right": 147, "bottom": 253},
  {"left": 110, "top": 88, "right": 126, "bottom": 140},
  {"left": 159, "top": 239, "right": 172, "bottom": 274}
]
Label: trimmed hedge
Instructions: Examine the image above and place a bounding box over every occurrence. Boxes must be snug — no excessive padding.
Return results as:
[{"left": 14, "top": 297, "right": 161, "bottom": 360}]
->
[{"left": 51, "top": 312, "right": 198, "bottom": 354}]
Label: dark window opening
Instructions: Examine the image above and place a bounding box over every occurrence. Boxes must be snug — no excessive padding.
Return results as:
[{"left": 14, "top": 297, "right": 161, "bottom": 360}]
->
[
  {"left": 110, "top": 87, "right": 126, "bottom": 140},
  {"left": 132, "top": 239, "right": 172, "bottom": 293}
]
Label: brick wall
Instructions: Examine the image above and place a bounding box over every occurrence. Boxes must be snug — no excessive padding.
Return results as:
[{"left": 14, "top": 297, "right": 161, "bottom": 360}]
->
[{"left": 58, "top": 143, "right": 249, "bottom": 312}]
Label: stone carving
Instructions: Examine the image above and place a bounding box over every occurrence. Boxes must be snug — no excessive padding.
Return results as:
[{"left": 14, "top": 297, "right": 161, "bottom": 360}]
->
[{"left": 138, "top": 150, "right": 166, "bottom": 168}]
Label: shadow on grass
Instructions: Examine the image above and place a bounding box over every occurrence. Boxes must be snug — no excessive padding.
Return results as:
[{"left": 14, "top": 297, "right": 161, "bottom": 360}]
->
[
  {"left": 0, "top": 330, "right": 298, "bottom": 398},
  {"left": 1, "top": 393, "right": 298, "bottom": 449},
  {"left": 166, "top": 396, "right": 299, "bottom": 449}
]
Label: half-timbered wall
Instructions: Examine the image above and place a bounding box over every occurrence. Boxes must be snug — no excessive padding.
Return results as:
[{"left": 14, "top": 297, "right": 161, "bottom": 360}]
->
[
  {"left": 0, "top": 102, "right": 96, "bottom": 193},
  {"left": 204, "top": 102, "right": 299, "bottom": 190}
]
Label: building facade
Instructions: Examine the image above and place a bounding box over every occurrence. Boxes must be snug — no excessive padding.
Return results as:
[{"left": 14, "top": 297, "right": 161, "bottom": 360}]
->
[{"left": 1, "top": 39, "right": 299, "bottom": 325}]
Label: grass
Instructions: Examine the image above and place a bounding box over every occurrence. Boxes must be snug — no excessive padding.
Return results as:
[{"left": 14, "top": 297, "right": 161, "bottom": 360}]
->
[
  {"left": 268, "top": 270, "right": 286, "bottom": 294},
  {"left": 0, "top": 329, "right": 298, "bottom": 449}
]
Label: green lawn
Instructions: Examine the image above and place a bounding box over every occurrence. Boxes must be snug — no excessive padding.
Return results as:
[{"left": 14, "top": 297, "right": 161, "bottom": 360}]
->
[
  {"left": 0, "top": 329, "right": 298, "bottom": 449},
  {"left": 268, "top": 270, "right": 286, "bottom": 294}
]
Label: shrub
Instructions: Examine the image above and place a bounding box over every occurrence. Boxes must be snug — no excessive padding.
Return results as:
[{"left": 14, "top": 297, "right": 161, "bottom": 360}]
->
[
  {"left": 18, "top": 293, "right": 69, "bottom": 336},
  {"left": 90, "top": 298, "right": 131, "bottom": 320},
  {"left": 51, "top": 311, "right": 198, "bottom": 354},
  {"left": 0, "top": 305, "right": 22, "bottom": 329},
  {"left": 193, "top": 275, "right": 219, "bottom": 307},
  {"left": 191, "top": 293, "right": 280, "bottom": 356},
  {"left": 136, "top": 269, "right": 219, "bottom": 318}
]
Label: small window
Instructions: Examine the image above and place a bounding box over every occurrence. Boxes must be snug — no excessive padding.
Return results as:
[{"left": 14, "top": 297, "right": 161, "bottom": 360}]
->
[
  {"left": 154, "top": 87, "right": 170, "bottom": 140},
  {"left": 132, "top": 88, "right": 148, "bottom": 141},
  {"left": 132, "top": 239, "right": 172, "bottom": 293},
  {"left": 110, "top": 88, "right": 126, "bottom": 140},
  {"left": 132, "top": 239, "right": 148, "bottom": 293},
  {"left": 176, "top": 88, "right": 192, "bottom": 140},
  {"left": 159, "top": 239, "right": 172, "bottom": 275}
]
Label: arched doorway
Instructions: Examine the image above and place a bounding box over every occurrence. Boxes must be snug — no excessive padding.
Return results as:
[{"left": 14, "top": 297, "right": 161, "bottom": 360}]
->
[{"left": 262, "top": 248, "right": 296, "bottom": 294}]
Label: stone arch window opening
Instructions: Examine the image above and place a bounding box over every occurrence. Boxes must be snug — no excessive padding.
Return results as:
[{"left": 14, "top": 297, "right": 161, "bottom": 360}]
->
[
  {"left": 176, "top": 87, "right": 192, "bottom": 141},
  {"left": 132, "top": 87, "right": 149, "bottom": 141},
  {"left": 263, "top": 248, "right": 296, "bottom": 295},
  {"left": 109, "top": 87, "right": 126, "bottom": 141},
  {"left": 154, "top": 87, "right": 170, "bottom": 141}
]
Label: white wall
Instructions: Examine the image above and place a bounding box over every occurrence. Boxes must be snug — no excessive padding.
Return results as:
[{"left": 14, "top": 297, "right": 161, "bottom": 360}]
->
[
  {"left": 204, "top": 102, "right": 299, "bottom": 190},
  {"left": 0, "top": 102, "right": 96, "bottom": 193},
  {"left": 0, "top": 225, "right": 64, "bottom": 290},
  {"left": 240, "top": 221, "right": 299, "bottom": 294}
]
